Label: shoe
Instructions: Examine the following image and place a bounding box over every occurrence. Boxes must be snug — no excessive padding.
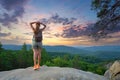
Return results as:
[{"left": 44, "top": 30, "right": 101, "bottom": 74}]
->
[
  {"left": 36, "top": 64, "right": 40, "bottom": 69},
  {"left": 33, "top": 65, "right": 37, "bottom": 70}
]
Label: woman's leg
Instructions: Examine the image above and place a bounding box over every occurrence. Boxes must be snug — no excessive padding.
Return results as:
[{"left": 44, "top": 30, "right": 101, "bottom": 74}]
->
[
  {"left": 37, "top": 48, "right": 42, "bottom": 67},
  {"left": 33, "top": 49, "right": 38, "bottom": 67}
]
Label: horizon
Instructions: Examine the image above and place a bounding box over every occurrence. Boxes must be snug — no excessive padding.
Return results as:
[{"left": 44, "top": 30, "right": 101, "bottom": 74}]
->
[
  {"left": 0, "top": 0, "right": 120, "bottom": 46},
  {"left": 2, "top": 43, "right": 120, "bottom": 47}
]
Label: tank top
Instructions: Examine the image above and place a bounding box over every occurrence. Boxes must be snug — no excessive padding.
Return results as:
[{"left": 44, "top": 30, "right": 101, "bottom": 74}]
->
[{"left": 33, "top": 29, "right": 42, "bottom": 41}]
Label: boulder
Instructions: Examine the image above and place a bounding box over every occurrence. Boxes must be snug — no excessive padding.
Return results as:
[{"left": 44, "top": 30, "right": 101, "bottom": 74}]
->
[
  {"left": 104, "top": 60, "right": 120, "bottom": 80},
  {"left": 0, "top": 66, "right": 108, "bottom": 80}
]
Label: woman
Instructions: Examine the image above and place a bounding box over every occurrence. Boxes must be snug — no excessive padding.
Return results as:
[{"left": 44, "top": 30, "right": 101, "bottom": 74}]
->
[{"left": 30, "top": 21, "right": 46, "bottom": 70}]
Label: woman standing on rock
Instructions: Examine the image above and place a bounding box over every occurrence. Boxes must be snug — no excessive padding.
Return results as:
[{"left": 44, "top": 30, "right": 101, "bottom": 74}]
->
[{"left": 30, "top": 22, "right": 46, "bottom": 70}]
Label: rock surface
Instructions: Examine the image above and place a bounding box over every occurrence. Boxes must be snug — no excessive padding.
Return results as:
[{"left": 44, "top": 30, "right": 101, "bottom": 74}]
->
[
  {"left": 0, "top": 66, "right": 107, "bottom": 80},
  {"left": 0, "top": 66, "right": 108, "bottom": 80},
  {"left": 104, "top": 60, "right": 120, "bottom": 80}
]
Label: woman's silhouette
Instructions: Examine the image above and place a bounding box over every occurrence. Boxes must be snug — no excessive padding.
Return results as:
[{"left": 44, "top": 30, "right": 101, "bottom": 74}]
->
[{"left": 30, "top": 22, "right": 46, "bottom": 70}]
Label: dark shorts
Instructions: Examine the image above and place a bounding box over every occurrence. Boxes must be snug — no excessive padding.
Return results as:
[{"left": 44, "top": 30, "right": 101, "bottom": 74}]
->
[{"left": 32, "top": 39, "right": 42, "bottom": 49}]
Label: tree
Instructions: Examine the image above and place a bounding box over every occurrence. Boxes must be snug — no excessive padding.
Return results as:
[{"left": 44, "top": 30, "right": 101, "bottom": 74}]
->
[
  {"left": 91, "top": 0, "right": 120, "bottom": 40},
  {"left": 71, "top": 55, "right": 80, "bottom": 69},
  {"left": 41, "top": 48, "right": 51, "bottom": 65},
  {"left": 0, "top": 51, "right": 15, "bottom": 70},
  {"left": 52, "top": 56, "right": 69, "bottom": 67},
  {"left": 21, "top": 43, "right": 27, "bottom": 52},
  {"left": 0, "top": 42, "right": 3, "bottom": 53}
]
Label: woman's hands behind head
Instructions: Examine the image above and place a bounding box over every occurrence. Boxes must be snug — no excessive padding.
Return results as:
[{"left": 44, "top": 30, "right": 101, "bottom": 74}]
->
[
  {"left": 36, "top": 21, "right": 41, "bottom": 24},
  {"left": 30, "top": 21, "right": 46, "bottom": 26}
]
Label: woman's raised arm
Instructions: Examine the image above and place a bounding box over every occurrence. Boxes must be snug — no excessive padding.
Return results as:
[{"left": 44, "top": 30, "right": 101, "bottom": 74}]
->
[
  {"left": 40, "top": 23, "right": 46, "bottom": 31},
  {"left": 30, "top": 22, "right": 36, "bottom": 31}
]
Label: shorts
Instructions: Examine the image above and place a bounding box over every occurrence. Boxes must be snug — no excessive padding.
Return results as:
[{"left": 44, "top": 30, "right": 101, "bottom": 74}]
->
[{"left": 32, "top": 38, "right": 42, "bottom": 49}]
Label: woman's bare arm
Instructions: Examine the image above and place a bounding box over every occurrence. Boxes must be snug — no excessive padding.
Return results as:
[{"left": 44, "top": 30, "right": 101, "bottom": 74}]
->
[
  {"left": 30, "top": 22, "right": 36, "bottom": 31},
  {"left": 40, "top": 23, "right": 46, "bottom": 31}
]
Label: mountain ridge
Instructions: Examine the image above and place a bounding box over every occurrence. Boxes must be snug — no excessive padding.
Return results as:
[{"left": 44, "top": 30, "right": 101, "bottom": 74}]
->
[{"left": 2, "top": 44, "right": 120, "bottom": 59}]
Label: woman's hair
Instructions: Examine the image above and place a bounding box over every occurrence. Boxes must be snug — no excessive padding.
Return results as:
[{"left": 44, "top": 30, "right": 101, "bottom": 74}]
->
[
  {"left": 34, "top": 22, "right": 40, "bottom": 34},
  {"left": 36, "top": 22, "right": 40, "bottom": 26}
]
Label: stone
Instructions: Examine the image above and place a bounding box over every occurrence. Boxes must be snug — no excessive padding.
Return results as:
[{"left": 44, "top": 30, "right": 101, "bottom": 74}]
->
[
  {"left": 0, "top": 66, "right": 108, "bottom": 80},
  {"left": 104, "top": 60, "right": 120, "bottom": 80}
]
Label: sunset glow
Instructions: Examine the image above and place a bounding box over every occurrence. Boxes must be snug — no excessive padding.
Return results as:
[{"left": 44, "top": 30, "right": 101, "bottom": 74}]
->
[{"left": 0, "top": 0, "right": 120, "bottom": 46}]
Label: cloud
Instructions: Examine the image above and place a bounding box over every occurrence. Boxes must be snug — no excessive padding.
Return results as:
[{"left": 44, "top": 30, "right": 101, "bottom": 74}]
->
[
  {"left": 36, "top": 13, "right": 96, "bottom": 38},
  {"left": 0, "top": 0, "right": 29, "bottom": 27},
  {"left": 0, "top": 35, "right": 31, "bottom": 45},
  {"left": 60, "top": 23, "right": 94, "bottom": 38},
  {"left": 60, "top": 21, "right": 120, "bottom": 39},
  {"left": 37, "top": 13, "right": 97, "bottom": 39},
  {"left": 0, "top": 26, "right": 1, "bottom": 31},
  {"left": 14, "top": 36, "right": 31, "bottom": 40},
  {"left": 24, "top": 32, "right": 33, "bottom": 35},
  {"left": 0, "top": 38, "right": 21, "bottom": 45},
  {"left": 0, "top": 32, "right": 11, "bottom": 37},
  {"left": 39, "top": 13, "right": 77, "bottom": 25},
  {"left": 38, "top": 13, "right": 120, "bottom": 40},
  {"left": 105, "top": 24, "right": 120, "bottom": 34},
  {"left": 54, "top": 33, "right": 62, "bottom": 37}
]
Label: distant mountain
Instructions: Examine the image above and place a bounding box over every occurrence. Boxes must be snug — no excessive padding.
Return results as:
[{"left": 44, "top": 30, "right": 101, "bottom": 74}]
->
[
  {"left": 2, "top": 44, "right": 31, "bottom": 50},
  {"left": 77, "top": 45, "right": 120, "bottom": 52},
  {"left": 2, "top": 44, "right": 120, "bottom": 59},
  {"left": 93, "top": 51, "right": 120, "bottom": 59},
  {"left": 43, "top": 45, "right": 89, "bottom": 55},
  {"left": 2, "top": 45, "right": 90, "bottom": 55},
  {"left": 75, "top": 45, "right": 120, "bottom": 59}
]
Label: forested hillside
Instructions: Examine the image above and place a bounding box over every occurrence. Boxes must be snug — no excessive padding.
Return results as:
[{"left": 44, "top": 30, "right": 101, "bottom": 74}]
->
[{"left": 1, "top": 42, "right": 118, "bottom": 75}]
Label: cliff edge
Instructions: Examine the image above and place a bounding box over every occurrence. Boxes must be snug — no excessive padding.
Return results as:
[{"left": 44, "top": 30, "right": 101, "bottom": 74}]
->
[{"left": 0, "top": 66, "right": 108, "bottom": 80}]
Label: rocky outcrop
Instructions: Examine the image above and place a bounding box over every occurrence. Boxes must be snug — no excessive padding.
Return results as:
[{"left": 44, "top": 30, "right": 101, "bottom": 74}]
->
[
  {"left": 104, "top": 60, "right": 120, "bottom": 80},
  {"left": 0, "top": 66, "right": 108, "bottom": 80}
]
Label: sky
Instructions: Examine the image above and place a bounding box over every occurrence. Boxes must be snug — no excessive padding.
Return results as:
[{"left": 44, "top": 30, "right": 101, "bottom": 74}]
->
[{"left": 0, "top": 0, "right": 120, "bottom": 46}]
